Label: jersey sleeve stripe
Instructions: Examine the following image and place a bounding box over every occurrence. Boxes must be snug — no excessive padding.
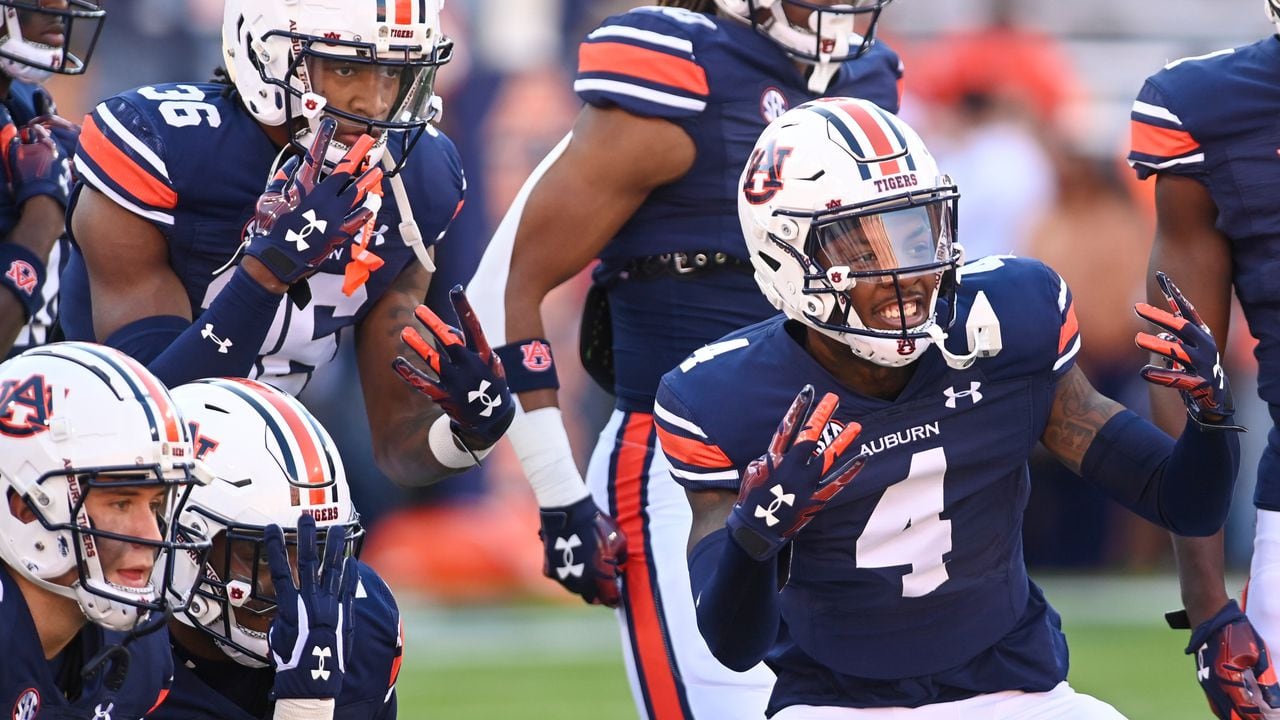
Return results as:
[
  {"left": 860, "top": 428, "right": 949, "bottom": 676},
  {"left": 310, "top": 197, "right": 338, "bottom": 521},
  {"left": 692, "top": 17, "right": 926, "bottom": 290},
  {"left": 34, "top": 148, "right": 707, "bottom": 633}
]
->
[
  {"left": 655, "top": 423, "right": 732, "bottom": 469},
  {"left": 1130, "top": 99, "right": 1182, "bottom": 126},
  {"left": 669, "top": 466, "right": 739, "bottom": 482},
  {"left": 79, "top": 115, "right": 178, "bottom": 210},
  {"left": 586, "top": 24, "right": 694, "bottom": 54},
  {"left": 574, "top": 78, "right": 707, "bottom": 112},
  {"left": 578, "top": 41, "right": 709, "bottom": 96},
  {"left": 1057, "top": 301, "right": 1078, "bottom": 354},
  {"left": 1129, "top": 119, "right": 1200, "bottom": 161},
  {"left": 1054, "top": 334, "right": 1081, "bottom": 371},
  {"left": 653, "top": 399, "right": 707, "bottom": 438},
  {"left": 95, "top": 103, "right": 171, "bottom": 179},
  {"left": 73, "top": 159, "right": 176, "bottom": 225}
]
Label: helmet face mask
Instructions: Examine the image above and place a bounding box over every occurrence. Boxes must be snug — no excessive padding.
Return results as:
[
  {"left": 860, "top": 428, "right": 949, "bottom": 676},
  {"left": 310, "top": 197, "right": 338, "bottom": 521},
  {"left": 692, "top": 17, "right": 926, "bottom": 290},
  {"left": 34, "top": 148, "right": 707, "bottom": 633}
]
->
[
  {"left": 713, "top": 0, "right": 892, "bottom": 91},
  {"left": 222, "top": 0, "right": 452, "bottom": 173},
  {"left": 740, "top": 98, "right": 963, "bottom": 367},
  {"left": 0, "top": 0, "right": 105, "bottom": 82},
  {"left": 0, "top": 343, "right": 211, "bottom": 632},
  {"left": 166, "top": 378, "right": 362, "bottom": 667}
]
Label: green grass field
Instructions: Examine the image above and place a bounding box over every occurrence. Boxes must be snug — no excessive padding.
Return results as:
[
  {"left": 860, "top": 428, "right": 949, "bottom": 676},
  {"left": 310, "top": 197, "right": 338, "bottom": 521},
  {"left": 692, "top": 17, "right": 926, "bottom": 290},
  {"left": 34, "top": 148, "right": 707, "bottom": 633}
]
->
[{"left": 397, "top": 574, "right": 1211, "bottom": 719}]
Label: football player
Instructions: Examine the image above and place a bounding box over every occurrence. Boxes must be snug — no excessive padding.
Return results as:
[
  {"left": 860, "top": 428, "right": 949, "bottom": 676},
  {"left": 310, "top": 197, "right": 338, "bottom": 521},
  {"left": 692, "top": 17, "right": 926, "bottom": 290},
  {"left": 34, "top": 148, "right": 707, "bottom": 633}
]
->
[
  {"left": 658, "top": 98, "right": 1242, "bottom": 718},
  {"left": 158, "top": 377, "right": 402, "bottom": 720},
  {"left": 0, "top": 341, "right": 210, "bottom": 717},
  {"left": 0, "top": 0, "right": 103, "bottom": 357},
  {"left": 1127, "top": 4, "right": 1280, "bottom": 716},
  {"left": 466, "top": 1, "right": 901, "bottom": 716},
  {"left": 59, "top": 0, "right": 514, "bottom": 487}
]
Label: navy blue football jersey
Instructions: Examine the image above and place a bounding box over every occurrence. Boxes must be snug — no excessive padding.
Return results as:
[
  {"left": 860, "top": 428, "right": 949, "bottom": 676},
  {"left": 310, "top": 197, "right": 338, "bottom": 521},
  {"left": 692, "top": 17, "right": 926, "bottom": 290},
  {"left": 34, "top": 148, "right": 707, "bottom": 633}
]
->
[
  {"left": 58, "top": 82, "right": 465, "bottom": 394},
  {"left": 154, "top": 562, "right": 402, "bottom": 720},
  {"left": 575, "top": 6, "right": 903, "bottom": 410},
  {"left": 1128, "top": 36, "right": 1280, "bottom": 510},
  {"left": 0, "top": 565, "right": 175, "bottom": 719},
  {"left": 656, "top": 256, "right": 1081, "bottom": 709},
  {"left": 4, "top": 81, "right": 73, "bottom": 358}
]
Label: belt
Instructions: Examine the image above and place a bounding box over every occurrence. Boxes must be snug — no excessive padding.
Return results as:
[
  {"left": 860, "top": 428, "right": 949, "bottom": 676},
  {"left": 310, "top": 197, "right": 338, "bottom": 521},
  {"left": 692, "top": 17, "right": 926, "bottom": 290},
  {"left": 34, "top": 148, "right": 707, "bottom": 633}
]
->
[{"left": 619, "top": 251, "right": 752, "bottom": 281}]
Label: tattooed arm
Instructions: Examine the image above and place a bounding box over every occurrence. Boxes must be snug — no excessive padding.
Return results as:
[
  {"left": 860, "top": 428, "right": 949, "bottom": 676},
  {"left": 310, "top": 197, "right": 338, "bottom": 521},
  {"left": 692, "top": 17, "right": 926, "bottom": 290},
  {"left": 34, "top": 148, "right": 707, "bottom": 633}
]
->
[
  {"left": 1040, "top": 365, "right": 1125, "bottom": 474},
  {"left": 1042, "top": 364, "right": 1238, "bottom": 536},
  {"left": 356, "top": 258, "right": 456, "bottom": 486}
]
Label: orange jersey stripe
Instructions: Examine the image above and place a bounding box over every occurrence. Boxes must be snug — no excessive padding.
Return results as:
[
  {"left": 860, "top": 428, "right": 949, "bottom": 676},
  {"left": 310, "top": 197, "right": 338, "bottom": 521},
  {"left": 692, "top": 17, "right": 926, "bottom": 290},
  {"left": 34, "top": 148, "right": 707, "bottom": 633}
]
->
[
  {"left": 231, "top": 379, "right": 328, "bottom": 503},
  {"left": 578, "top": 42, "right": 709, "bottom": 96},
  {"left": 655, "top": 424, "right": 732, "bottom": 470},
  {"left": 389, "top": 620, "right": 405, "bottom": 687},
  {"left": 0, "top": 122, "right": 15, "bottom": 167},
  {"left": 79, "top": 116, "right": 178, "bottom": 209},
  {"left": 614, "top": 413, "right": 688, "bottom": 720},
  {"left": 1130, "top": 119, "right": 1199, "bottom": 159},
  {"left": 1058, "top": 301, "right": 1079, "bottom": 354},
  {"left": 147, "top": 688, "right": 171, "bottom": 714}
]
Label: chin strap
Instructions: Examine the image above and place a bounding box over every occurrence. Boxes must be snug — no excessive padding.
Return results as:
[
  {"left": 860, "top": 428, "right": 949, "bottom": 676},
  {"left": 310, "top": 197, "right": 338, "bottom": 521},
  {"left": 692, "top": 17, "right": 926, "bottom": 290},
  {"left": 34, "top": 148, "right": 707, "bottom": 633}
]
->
[
  {"left": 924, "top": 290, "right": 1003, "bottom": 370},
  {"left": 383, "top": 151, "right": 435, "bottom": 274}
]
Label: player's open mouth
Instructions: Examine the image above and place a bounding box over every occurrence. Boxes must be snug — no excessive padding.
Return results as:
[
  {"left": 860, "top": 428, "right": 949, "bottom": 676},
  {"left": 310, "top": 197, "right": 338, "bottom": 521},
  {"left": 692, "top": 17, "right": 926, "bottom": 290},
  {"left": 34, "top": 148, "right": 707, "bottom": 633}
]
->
[
  {"left": 335, "top": 126, "right": 381, "bottom": 148},
  {"left": 113, "top": 567, "right": 151, "bottom": 588},
  {"left": 869, "top": 296, "right": 925, "bottom": 329}
]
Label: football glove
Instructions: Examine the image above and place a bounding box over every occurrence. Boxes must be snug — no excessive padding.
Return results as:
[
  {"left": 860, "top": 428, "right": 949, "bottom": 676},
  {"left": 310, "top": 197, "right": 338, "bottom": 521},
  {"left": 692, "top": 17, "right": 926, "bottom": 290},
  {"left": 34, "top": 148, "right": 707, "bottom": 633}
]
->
[
  {"left": 1172, "top": 600, "right": 1280, "bottom": 719},
  {"left": 267, "top": 514, "right": 359, "bottom": 701},
  {"left": 1135, "top": 271, "right": 1244, "bottom": 431},
  {"left": 393, "top": 285, "right": 516, "bottom": 453},
  {"left": 244, "top": 116, "right": 382, "bottom": 287},
  {"left": 6, "top": 121, "right": 70, "bottom": 208},
  {"left": 727, "top": 385, "right": 867, "bottom": 561},
  {"left": 538, "top": 496, "right": 627, "bottom": 608}
]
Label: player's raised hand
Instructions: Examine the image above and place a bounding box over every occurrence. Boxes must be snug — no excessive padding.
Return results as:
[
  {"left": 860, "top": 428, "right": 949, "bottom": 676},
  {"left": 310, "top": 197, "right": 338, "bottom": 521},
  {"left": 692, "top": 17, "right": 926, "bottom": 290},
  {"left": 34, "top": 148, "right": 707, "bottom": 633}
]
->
[
  {"left": 393, "top": 285, "right": 516, "bottom": 454},
  {"left": 1135, "top": 271, "right": 1244, "bottom": 431},
  {"left": 244, "top": 116, "right": 383, "bottom": 287},
  {"left": 1182, "top": 600, "right": 1280, "bottom": 719},
  {"left": 266, "top": 513, "right": 359, "bottom": 701},
  {"left": 727, "top": 385, "right": 867, "bottom": 561},
  {"left": 538, "top": 497, "right": 627, "bottom": 608},
  {"left": 6, "top": 121, "right": 70, "bottom": 208}
]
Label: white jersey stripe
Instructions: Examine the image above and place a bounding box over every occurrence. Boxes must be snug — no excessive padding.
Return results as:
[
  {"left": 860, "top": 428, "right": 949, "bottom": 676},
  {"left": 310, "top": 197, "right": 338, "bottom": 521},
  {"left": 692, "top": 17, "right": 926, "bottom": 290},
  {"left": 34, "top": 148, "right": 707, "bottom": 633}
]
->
[
  {"left": 669, "top": 466, "right": 739, "bottom": 482},
  {"left": 1054, "top": 335, "right": 1082, "bottom": 372},
  {"left": 75, "top": 160, "right": 175, "bottom": 225},
  {"left": 573, "top": 79, "right": 707, "bottom": 111},
  {"left": 1128, "top": 153, "right": 1206, "bottom": 170},
  {"left": 586, "top": 25, "right": 694, "bottom": 55},
  {"left": 95, "top": 103, "right": 172, "bottom": 180},
  {"left": 654, "top": 400, "right": 709, "bottom": 439},
  {"left": 1130, "top": 100, "right": 1182, "bottom": 126}
]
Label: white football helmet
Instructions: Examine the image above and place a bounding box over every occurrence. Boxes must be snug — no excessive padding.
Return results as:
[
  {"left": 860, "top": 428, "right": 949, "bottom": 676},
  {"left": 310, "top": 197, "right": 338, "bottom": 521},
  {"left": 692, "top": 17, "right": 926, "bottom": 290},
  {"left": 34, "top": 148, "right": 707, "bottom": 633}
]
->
[
  {"left": 0, "top": 342, "right": 209, "bottom": 632},
  {"left": 739, "top": 98, "right": 963, "bottom": 367},
  {"left": 0, "top": 0, "right": 104, "bottom": 83},
  {"left": 1268, "top": 0, "right": 1280, "bottom": 34},
  {"left": 166, "top": 377, "right": 362, "bottom": 667},
  {"left": 221, "top": 0, "right": 452, "bottom": 172},
  {"left": 713, "top": 0, "right": 893, "bottom": 92}
]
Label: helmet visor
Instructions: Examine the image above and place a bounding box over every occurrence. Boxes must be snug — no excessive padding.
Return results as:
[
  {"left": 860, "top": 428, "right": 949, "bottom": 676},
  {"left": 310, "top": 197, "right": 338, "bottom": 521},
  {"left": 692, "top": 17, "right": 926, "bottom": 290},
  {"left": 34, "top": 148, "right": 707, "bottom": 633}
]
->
[
  {"left": 296, "top": 34, "right": 452, "bottom": 130},
  {"left": 812, "top": 202, "right": 951, "bottom": 278}
]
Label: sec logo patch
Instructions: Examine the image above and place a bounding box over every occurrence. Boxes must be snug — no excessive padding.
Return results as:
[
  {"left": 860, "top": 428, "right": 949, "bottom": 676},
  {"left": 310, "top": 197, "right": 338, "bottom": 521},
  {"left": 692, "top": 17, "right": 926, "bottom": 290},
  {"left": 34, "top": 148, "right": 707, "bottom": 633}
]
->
[
  {"left": 760, "top": 87, "right": 789, "bottom": 122},
  {"left": 12, "top": 688, "right": 39, "bottom": 720}
]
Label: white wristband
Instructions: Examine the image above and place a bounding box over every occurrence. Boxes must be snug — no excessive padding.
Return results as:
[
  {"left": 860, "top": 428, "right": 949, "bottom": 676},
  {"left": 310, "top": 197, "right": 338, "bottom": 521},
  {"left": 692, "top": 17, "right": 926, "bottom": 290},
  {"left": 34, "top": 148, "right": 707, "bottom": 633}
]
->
[
  {"left": 273, "top": 698, "right": 336, "bottom": 720},
  {"left": 428, "top": 414, "right": 492, "bottom": 469},
  {"left": 505, "top": 406, "right": 590, "bottom": 508}
]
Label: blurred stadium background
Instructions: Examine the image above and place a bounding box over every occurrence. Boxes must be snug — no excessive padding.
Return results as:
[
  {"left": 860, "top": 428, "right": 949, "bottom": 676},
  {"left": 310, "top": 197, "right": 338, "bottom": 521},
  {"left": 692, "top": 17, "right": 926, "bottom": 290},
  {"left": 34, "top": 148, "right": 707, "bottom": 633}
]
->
[{"left": 51, "top": 1, "right": 1275, "bottom": 717}]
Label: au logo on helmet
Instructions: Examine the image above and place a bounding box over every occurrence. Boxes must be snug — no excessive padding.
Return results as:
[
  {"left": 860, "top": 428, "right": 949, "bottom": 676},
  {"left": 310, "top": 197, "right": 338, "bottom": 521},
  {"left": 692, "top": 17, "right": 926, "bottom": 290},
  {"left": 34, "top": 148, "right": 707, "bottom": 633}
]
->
[
  {"left": 743, "top": 140, "right": 794, "bottom": 205},
  {"left": 0, "top": 375, "right": 52, "bottom": 437}
]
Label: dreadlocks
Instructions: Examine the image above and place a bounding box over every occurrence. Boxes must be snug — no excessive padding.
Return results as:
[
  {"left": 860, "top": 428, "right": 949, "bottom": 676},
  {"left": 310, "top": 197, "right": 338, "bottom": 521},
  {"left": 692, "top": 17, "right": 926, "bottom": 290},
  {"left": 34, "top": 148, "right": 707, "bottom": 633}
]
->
[{"left": 657, "top": 0, "right": 717, "bottom": 12}]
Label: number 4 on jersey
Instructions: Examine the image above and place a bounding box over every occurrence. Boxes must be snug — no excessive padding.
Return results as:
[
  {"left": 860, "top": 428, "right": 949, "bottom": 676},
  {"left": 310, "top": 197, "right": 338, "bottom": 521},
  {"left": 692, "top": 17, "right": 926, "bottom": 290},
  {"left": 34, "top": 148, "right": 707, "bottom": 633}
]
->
[{"left": 856, "top": 447, "right": 951, "bottom": 597}]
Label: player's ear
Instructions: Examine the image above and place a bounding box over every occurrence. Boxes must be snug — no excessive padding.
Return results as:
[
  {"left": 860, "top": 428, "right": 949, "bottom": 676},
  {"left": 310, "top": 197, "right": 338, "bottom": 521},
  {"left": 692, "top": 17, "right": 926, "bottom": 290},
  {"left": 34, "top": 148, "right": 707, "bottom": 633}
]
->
[{"left": 6, "top": 487, "right": 36, "bottom": 524}]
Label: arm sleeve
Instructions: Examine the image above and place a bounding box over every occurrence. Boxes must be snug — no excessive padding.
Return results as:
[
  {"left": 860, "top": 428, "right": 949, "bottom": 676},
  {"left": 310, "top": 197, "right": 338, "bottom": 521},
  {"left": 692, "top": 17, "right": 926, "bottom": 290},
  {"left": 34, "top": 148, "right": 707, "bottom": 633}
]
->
[
  {"left": 1080, "top": 409, "right": 1240, "bottom": 537},
  {"left": 687, "top": 527, "right": 779, "bottom": 672}
]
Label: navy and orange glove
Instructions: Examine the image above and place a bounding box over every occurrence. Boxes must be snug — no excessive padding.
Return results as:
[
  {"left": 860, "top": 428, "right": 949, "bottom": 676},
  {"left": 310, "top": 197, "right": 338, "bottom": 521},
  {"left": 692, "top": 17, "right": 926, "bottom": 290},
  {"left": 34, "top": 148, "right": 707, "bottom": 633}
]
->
[
  {"left": 1171, "top": 600, "right": 1280, "bottom": 719},
  {"left": 6, "top": 121, "right": 70, "bottom": 208},
  {"left": 538, "top": 497, "right": 627, "bottom": 608},
  {"left": 244, "top": 116, "right": 382, "bottom": 287},
  {"left": 727, "top": 385, "right": 867, "bottom": 561},
  {"left": 1135, "top": 271, "right": 1244, "bottom": 432},
  {"left": 393, "top": 285, "right": 515, "bottom": 452}
]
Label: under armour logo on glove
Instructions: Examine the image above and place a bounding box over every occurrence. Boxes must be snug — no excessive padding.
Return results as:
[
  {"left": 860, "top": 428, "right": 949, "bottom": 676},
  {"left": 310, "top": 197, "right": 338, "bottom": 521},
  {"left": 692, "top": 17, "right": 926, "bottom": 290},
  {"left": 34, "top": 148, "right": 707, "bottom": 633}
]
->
[
  {"left": 539, "top": 497, "right": 627, "bottom": 608},
  {"left": 1135, "top": 272, "right": 1244, "bottom": 431},
  {"left": 755, "top": 484, "right": 795, "bottom": 527},
  {"left": 285, "top": 209, "right": 327, "bottom": 252},
  {"left": 1179, "top": 600, "right": 1280, "bottom": 719},
  {"left": 554, "top": 534, "right": 584, "bottom": 579},
  {"left": 393, "top": 286, "right": 515, "bottom": 452},
  {"left": 728, "top": 385, "right": 868, "bottom": 561},
  {"left": 266, "top": 513, "right": 359, "bottom": 701},
  {"left": 243, "top": 117, "right": 382, "bottom": 287},
  {"left": 311, "top": 646, "right": 332, "bottom": 681},
  {"left": 468, "top": 380, "right": 503, "bottom": 418},
  {"left": 91, "top": 703, "right": 113, "bottom": 720}
]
